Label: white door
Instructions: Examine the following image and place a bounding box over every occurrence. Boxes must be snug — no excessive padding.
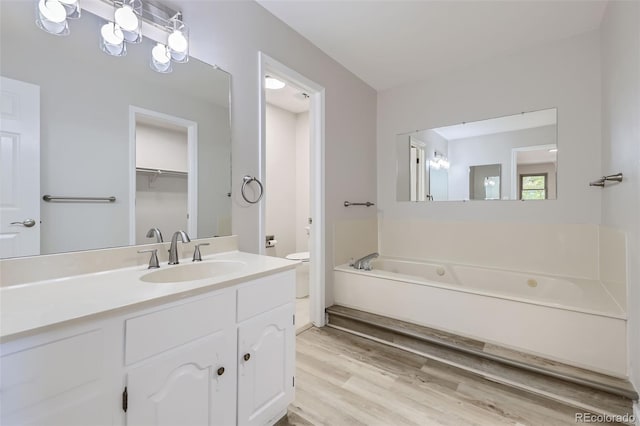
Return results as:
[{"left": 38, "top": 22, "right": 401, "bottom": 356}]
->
[
  {"left": 0, "top": 76, "right": 40, "bottom": 258},
  {"left": 126, "top": 331, "right": 236, "bottom": 426},
  {"left": 238, "top": 304, "right": 295, "bottom": 426}
]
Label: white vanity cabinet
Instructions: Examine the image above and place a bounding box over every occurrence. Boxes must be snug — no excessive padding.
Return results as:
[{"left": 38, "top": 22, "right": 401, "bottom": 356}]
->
[
  {"left": 237, "top": 274, "right": 296, "bottom": 426},
  {"left": 0, "top": 268, "right": 296, "bottom": 426},
  {"left": 0, "top": 322, "right": 119, "bottom": 426},
  {"left": 123, "top": 290, "right": 237, "bottom": 426}
]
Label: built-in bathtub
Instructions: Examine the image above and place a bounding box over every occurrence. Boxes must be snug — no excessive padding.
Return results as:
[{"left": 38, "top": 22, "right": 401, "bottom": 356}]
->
[{"left": 334, "top": 257, "right": 628, "bottom": 377}]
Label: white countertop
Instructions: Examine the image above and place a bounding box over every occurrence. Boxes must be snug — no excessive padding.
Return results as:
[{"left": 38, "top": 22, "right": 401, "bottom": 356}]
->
[{"left": 1, "top": 251, "right": 297, "bottom": 340}]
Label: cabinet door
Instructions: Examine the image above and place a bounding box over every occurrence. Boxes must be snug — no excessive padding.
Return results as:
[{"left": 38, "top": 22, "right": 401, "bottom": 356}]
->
[
  {"left": 126, "top": 330, "right": 235, "bottom": 426},
  {"left": 238, "top": 303, "right": 295, "bottom": 426}
]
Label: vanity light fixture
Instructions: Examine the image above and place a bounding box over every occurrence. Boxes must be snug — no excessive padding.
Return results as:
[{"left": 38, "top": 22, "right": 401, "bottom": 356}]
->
[
  {"left": 265, "top": 76, "right": 286, "bottom": 90},
  {"left": 429, "top": 151, "right": 450, "bottom": 170},
  {"left": 36, "top": 0, "right": 81, "bottom": 36},
  {"left": 36, "top": 0, "right": 191, "bottom": 73}
]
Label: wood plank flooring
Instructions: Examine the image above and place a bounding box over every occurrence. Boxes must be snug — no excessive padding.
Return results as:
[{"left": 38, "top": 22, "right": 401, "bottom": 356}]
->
[
  {"left": 326, "top": 305, "right": 636, "bottom": 399},
  {"left": 279, "top": 327, "right": 621, "bottom": 426}
]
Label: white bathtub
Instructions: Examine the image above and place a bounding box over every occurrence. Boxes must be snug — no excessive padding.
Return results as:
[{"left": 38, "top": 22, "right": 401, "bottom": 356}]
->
[{"left": 334, "top": 257, "right": 628, "bottom": 377}]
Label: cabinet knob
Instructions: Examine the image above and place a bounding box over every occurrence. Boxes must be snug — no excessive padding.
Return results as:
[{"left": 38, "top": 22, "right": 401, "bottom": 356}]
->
[
  {"left": 217, "top": 367, "right": 225, "bottom": 376},
  {"left": 243, "top": 353, "right": 251, "bottom": 361}
]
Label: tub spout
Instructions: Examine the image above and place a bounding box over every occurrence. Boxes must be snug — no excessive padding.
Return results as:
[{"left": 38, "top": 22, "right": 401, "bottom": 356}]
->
[{"left": 350, "top": 252, "right": 379, "bottom": 271}]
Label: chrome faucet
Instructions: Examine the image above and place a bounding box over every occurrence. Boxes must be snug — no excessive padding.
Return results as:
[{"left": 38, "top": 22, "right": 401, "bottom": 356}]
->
[
  {"left": 168, "top": 231, "right": 191, "bottom": 265},
  {"left": 350, "top": 252, "right": 379, "bottom": 271},
  {"left": 146, "top": 227, "right": 164, "bottom": 243}
]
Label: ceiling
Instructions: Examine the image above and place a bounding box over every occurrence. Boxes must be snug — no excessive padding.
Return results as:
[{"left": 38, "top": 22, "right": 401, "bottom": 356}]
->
[
  {"left": 432, "top": 108, "right": 557, "bottom": 141},
  {"left": 257, "top": 0, "right": 608, "bottom": 91},
  {"left": 266, "top": 80, "right": 310, "bottom": 113}
]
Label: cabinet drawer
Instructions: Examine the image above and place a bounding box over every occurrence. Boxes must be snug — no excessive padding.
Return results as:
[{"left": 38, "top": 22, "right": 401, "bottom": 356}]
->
[
  {"left": 125, "top": 291, "right": 234, "bottom": 365},
  {"left": 237, "top": 270, "right": 295, "bottom": 322}
]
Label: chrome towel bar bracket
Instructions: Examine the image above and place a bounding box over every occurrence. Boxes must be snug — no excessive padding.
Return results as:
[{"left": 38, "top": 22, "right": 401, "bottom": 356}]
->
[
  {"left": 241, "top": 175, "right": 264, "bottom": 204},
  {"left": 589, "top": 173, "right": 623, "bottom": 188}
]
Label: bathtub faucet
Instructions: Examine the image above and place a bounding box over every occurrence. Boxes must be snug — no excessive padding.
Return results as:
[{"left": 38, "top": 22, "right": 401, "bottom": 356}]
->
[{"left": 350, "top": 252, "right": 379, "bottom": 271}]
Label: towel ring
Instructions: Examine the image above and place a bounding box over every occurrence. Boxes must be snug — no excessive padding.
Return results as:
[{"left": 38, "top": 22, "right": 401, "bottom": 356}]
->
[{"left": 241, "top": 175, "right": 264, "bottom": 204}]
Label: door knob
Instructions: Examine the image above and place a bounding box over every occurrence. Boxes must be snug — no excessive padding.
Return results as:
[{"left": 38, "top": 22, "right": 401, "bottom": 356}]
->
[
  {"left": 243, "top": 353, "right": 251, "bottom": 361},
  {"left": 217, "top": 367, "right": 225, "bottom": 376},
  {"left": 10, "top": 219, "right": 36, "bottom": 228}
]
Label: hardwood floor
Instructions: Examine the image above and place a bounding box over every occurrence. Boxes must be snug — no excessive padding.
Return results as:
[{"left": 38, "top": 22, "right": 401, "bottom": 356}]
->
[{"left": 279, "top": 327, "right": 620, "bottom": 426}]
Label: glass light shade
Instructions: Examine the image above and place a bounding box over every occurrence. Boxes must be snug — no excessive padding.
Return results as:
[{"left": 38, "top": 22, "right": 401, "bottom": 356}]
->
[
  {"left": 167, "top": 27, "right": 189, "bottom": 63},
  {"left": 265, "top": 76, "right": 286, "bottom": 90},
  {"left": 58, "top": 0, "right": 80, "bottom": 19},
  {"left": 36, "top": 0, "right": 69, "bottom": 36},
  {"left": 114, "top": 0, "right": 142, "bottom": 43},
  {"left": 100, "top": 22, "right": 126, "bottom": 57},
  {"left": 150, "top": 43, "right": 172, "bottom": 73}
]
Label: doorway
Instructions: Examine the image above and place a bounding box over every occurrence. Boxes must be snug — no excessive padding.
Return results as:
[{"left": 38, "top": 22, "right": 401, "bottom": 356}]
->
[
  {"left": 128, "top": 107, "right": 198, "bottom": 244},
  {"left": 259, "top": 53, "right": 326, "bottom": 328}
]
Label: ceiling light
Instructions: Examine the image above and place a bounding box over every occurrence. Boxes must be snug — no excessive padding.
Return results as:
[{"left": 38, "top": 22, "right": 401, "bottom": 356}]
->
[
  {"left": 100, "top": 22, "right": 126, "bottom": 56},
  {"left": 36, "top": 0, "right": 69, "bottom": 35},
  {"left": 265, "top": 76, "right": 286, "bottom": 90},
  {"left": 114, "top": 0, "right": 141, "bottom": 43},
  {"left": 150, "top": 43, "right": 172, "bottom": 73}
]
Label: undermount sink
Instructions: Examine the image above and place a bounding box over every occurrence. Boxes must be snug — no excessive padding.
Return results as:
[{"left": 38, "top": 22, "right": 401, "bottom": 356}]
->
[{"left": 140, "top": 260, "right": 247, "bottom": 283}]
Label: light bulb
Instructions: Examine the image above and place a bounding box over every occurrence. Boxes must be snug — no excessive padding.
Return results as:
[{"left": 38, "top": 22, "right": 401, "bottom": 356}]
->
[
  {"left": 100, "top": 22, "right": 126, "bottom": 56},
  {"left": 152, "top": 43, "right": 170, "bottom": 64},
  {"left": 39, "top": 0, "right": 65, "bottom": 22},
  {"left": 114, "top": 2, "right": 141, "bottom": 43},
  {"left": 168, "top": 29, "right": 189, "bottom": 62},
  {"left": 37, "top": 0, "right": 69, "bottom": 35},
  {"left": 114, "top": 5, "right": 138, "bottom": 31},
  {"left": 151, "top": 43, "right": 172, "bottom": 73},
  {"left": 168, "top": 30, "right": 187, "bottom": 53}
]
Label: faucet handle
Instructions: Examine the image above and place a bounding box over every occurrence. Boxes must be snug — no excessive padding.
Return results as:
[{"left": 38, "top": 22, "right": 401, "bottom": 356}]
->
[
  {"left": 192, "top": 243, "right": 210, "bottom": 262},
  {"left": 138, "top": 249, "right": 160, "bottom": 269}
]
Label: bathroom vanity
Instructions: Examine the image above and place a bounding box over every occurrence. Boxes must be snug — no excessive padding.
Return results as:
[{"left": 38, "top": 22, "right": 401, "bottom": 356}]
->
[{"left": 0, "top": 247, "right": 297, "bottom": 426}]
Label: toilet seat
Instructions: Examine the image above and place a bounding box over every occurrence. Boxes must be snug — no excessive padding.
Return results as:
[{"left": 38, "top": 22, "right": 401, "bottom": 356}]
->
[{"left": 286, "top": 251, "right": 310, "bottom": 262}]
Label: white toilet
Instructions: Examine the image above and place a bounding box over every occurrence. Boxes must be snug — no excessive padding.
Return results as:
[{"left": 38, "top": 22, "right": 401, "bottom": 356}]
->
[{"left": 285, "top": 251, "right": 309, "bottom": 298}]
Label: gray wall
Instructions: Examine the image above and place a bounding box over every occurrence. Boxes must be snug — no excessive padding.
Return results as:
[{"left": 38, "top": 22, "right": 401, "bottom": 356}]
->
[
  {"left": 179, "top": 1, "right": 378, "bottom": 305},
  {"left": 378, "top": 30, "right": 601, "bottom": 223},
  {"left": 600, "top": 0, "right": 640, "bottom": 397}
]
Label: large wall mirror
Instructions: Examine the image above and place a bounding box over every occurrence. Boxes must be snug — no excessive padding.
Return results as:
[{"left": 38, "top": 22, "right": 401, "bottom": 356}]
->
[
  {"left": 0, "top": 1, "right": 231, "bottom": 259},
  {"left": 396, "top": 108, "right": 557, "bottom": 202}
]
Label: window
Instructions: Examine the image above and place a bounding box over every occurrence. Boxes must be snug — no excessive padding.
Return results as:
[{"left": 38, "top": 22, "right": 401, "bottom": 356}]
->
[{"left": 520, "top": 174, "right": 547, "bottom": 200}]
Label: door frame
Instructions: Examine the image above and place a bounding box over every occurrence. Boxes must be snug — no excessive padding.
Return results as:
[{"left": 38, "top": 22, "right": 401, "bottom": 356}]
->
[
  {"left": 128, "top": 106, "right": 198, "bottom": 244},
  {"left": 258, "top": 52, "right": 326, "bottom": 327}
]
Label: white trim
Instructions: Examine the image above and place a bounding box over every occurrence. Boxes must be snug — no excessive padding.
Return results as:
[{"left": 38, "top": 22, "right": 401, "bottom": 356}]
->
[
  {"left": 258, "top": 52, "right": 327, "bottom": 327},
  {"left": 128, "top": 106, "right": 198, "bottom": 244},
  {"left": 510, "top": 144, "right": 557, "bottom": 199}
]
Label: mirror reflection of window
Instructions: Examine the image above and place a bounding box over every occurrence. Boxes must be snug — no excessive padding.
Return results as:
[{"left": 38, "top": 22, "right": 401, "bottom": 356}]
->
[{"left": 520, "top": 174, "right": 547, "bottom": 200}]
